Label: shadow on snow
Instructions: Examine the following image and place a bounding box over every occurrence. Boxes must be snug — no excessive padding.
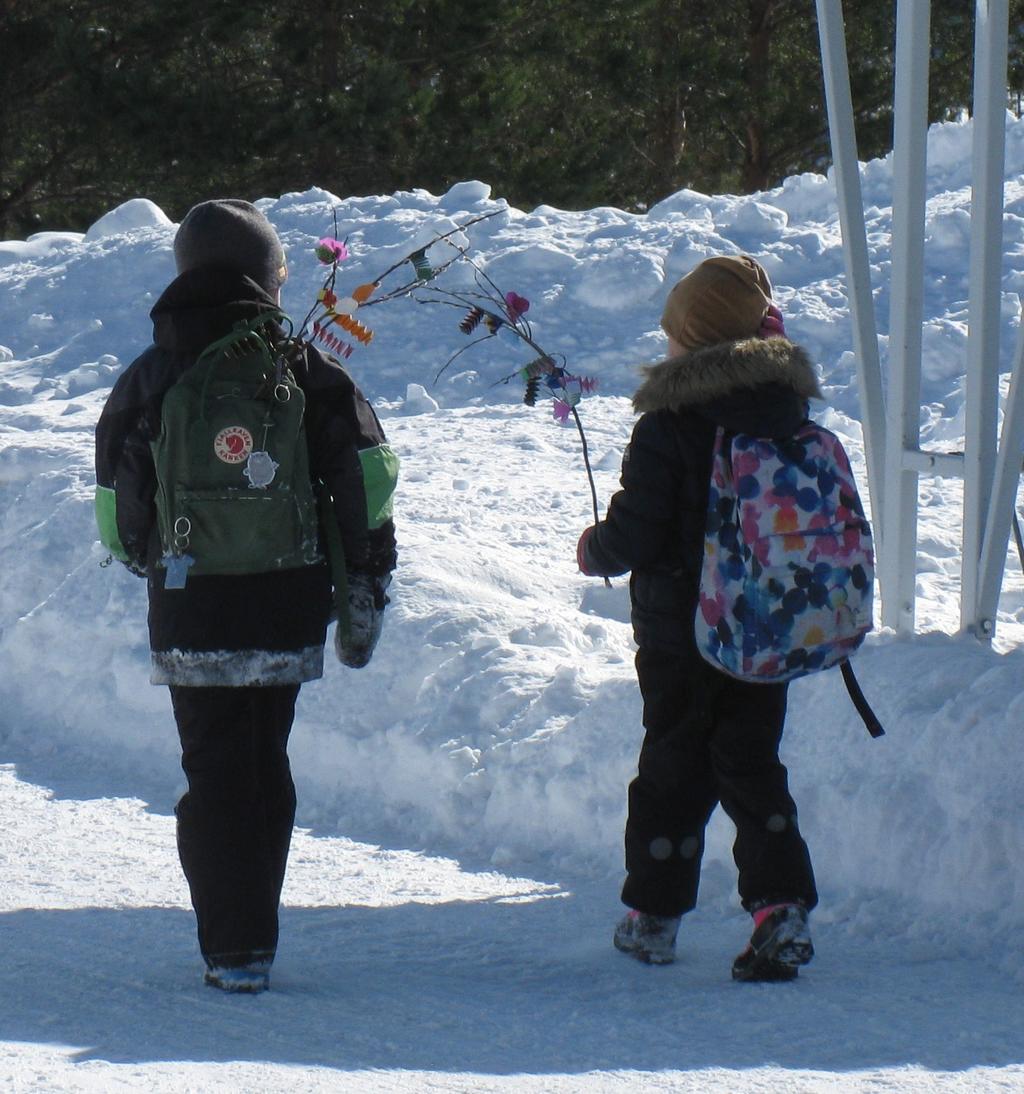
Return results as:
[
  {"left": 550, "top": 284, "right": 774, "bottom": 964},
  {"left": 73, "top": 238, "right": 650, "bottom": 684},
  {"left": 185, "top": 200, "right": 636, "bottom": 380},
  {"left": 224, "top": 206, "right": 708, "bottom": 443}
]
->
[{"left": 2, "top": 893, "right": 1022, "bottom": 1077}]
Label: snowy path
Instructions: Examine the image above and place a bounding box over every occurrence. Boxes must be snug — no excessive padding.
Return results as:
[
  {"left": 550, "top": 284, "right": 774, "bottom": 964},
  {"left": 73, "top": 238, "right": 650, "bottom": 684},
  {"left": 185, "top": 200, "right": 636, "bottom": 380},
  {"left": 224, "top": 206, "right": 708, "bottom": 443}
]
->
[{"left": 2, "top": 766, "right": 1022, "bottom": 1093}]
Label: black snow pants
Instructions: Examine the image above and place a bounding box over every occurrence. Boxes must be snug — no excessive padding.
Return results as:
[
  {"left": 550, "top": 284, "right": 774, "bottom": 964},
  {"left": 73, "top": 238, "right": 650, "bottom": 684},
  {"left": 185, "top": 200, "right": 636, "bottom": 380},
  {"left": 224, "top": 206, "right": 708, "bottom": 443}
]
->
[
  {"left": 621, "top": 648, "right": 817, "bottom": 919},
  {"left": 169, "top": 684, "right": 300, "bottom": 969}
]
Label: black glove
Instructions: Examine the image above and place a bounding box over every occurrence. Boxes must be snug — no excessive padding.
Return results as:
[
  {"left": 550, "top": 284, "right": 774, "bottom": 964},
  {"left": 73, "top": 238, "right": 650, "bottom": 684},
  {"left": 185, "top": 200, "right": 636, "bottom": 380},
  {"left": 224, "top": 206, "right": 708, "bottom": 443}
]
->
[{"left": 335, "top": 573, "right": 390, "bottom": 668}]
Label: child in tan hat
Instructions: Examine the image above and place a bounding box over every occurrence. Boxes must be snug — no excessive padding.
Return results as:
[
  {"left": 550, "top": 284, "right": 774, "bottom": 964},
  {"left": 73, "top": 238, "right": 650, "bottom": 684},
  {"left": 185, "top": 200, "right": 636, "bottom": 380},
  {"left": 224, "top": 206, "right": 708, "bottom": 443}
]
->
[{"left": 577, "top": 254, "right": 822, "bottom": 980}]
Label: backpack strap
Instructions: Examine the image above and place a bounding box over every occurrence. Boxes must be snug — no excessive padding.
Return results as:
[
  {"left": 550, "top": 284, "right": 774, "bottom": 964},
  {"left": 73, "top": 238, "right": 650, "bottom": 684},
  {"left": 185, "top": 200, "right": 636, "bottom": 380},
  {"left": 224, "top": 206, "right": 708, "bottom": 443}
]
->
[
  {"left": 316, "top": 484, "right": 352, "bottom": 645},
  {"left": 840, "top": 660, "right": 885, "bottom": 738}
]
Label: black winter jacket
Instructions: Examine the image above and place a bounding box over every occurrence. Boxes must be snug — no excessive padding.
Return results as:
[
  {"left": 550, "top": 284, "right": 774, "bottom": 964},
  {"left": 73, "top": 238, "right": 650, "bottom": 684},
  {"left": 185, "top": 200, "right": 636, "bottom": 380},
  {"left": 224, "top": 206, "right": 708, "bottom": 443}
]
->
[
  {"left": 581, "top": 337, "right": 821, "bottom": 659},
  {"left": 95, "top": 269, "right": 398, "bottom": 686}
]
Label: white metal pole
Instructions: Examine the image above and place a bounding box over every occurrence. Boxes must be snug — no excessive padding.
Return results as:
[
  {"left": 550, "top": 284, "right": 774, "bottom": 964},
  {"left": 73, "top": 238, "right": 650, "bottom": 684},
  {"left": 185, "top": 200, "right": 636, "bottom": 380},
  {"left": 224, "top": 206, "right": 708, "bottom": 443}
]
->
[
  {"left": 963, "top": 0, "right": 1010, "bottom": 635},
  {"left": 882, "top": 0, "right": 931, "bottom": 633},
  {"left": 977, "top": 313, "right": 1024, "bottom": 629},
  {"left": 814, "top": 0, "right": 887, "bottom": 543}
]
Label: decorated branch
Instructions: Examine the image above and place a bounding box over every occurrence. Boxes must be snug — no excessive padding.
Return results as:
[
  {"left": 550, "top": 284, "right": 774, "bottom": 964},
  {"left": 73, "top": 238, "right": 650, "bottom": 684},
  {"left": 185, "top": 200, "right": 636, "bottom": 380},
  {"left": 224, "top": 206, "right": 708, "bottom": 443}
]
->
[
  {"left": 294, "top": 208, "right": 604, "bottom": 533},
  {"left": 294, "top": 210, "right": 498, "bottom": 359}
]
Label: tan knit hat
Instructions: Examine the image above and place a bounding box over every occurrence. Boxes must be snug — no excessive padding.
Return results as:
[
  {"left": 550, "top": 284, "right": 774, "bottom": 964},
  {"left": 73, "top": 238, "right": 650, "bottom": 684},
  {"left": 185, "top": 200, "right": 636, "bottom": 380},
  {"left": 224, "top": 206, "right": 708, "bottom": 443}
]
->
[{"left": 661, "top": 255, "right": 773, "bottom": 351}]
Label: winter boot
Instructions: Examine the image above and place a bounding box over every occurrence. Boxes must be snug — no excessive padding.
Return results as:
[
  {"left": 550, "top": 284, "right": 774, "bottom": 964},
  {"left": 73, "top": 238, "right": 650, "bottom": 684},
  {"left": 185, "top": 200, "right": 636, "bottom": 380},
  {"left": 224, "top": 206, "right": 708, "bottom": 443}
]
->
[
  {"left": 613, "top": 909, "right": 681, "bottom": 965},
  {"left": 731, "top": 902, "right": 814, "bottom": 982},
  {"left": 203, "top": 960, "right": 271, "bottom": 994}
]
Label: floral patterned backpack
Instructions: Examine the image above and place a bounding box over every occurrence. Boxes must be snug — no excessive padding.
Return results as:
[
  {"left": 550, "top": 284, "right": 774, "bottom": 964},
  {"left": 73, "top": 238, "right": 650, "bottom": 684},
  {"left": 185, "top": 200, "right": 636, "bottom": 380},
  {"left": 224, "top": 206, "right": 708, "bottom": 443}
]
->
[{"left": 696, "top": 421, "right": 881, "bottom": 733}]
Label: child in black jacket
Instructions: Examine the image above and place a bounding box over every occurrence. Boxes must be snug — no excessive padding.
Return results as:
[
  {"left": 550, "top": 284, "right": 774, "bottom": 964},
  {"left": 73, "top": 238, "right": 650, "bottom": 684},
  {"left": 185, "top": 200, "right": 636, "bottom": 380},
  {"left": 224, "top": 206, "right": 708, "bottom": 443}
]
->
[
  {"left": 96, "top": 200, "right": 398, "bottom": 992},
  {"left": 577, "top": 255, "right": 820, "bottom": 981}
]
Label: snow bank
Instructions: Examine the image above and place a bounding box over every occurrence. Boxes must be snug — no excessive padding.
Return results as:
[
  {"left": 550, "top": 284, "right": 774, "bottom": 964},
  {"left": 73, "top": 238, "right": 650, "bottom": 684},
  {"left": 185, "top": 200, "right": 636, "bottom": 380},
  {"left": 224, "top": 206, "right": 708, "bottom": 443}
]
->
[{"left": 3, "top": 116, "right": 1024, "bottom": 949}]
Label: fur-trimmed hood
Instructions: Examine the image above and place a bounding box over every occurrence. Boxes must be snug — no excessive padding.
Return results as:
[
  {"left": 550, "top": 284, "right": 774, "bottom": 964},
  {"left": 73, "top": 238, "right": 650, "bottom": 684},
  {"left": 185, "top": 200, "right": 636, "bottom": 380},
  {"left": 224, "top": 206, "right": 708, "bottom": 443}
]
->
[{"left": 633, "top": 337, "right": 822, "bottom": 415}]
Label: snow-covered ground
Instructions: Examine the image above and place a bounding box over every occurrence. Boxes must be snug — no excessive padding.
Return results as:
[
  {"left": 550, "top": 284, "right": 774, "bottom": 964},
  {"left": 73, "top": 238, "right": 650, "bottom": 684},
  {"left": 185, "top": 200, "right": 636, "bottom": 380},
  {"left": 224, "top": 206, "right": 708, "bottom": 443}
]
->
[{"left": 2, "top": 115, "right": 1024, "bottom": 1091}]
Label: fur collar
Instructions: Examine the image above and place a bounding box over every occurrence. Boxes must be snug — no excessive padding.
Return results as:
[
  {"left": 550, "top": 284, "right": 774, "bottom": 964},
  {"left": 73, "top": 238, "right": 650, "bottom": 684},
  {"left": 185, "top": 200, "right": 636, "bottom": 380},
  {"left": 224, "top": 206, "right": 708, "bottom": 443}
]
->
[{"left": 632, "top": 338, "right": 822, "bottom": 414}]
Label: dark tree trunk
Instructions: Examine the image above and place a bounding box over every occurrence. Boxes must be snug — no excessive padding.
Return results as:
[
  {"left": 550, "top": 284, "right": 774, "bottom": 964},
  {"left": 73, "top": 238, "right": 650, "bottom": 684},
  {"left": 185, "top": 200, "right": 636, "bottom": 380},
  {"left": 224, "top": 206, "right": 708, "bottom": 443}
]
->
[
  {"left": 741, "top": 0, "right": 775, "bottom": 192},
  {"left": 650, "top": 0, "right": 688, "bottom": 196}
]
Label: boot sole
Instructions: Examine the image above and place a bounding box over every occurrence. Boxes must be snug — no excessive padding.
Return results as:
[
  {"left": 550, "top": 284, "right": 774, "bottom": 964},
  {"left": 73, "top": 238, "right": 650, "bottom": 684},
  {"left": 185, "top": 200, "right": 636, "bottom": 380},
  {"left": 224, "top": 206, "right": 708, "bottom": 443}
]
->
[
  {"left": 613, "top": 936, "right": 676, "bottom": 965},
  {"left": 732, "top": 956, "right": 800, "bottom": 982},
  {"left": 774, "top": 937, "right": 814, "bottom": 966},
  {"left": 204, "top": 971, "right": 270, "bottom": 993},
  {"left": 732, "top": 914, "right": 814, "bottom": 982}
]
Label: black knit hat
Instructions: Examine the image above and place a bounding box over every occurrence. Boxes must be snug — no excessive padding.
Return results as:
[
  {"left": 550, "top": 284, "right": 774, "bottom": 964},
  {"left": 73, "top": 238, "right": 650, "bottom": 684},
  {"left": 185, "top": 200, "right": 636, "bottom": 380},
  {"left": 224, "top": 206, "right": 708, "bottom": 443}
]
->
[{"left": 173, "top": 199, "right": 287, "bottom": 294}]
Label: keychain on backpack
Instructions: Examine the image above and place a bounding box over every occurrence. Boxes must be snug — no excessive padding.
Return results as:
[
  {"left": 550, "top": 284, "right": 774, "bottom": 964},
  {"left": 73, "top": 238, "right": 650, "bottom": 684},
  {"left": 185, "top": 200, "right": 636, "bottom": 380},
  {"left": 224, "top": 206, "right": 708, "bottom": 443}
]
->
[
  {"left": 244, "top": 373, "right": 289, "bottom": 489},
  {"left": 163, "top": 552, "right": 195, "bottom": 589},
  {"left": 244, "top": 449, "right": 279, "bottom": 489},
  {"left": 163, "top": 516, "right": 195, "bottom": 589}
]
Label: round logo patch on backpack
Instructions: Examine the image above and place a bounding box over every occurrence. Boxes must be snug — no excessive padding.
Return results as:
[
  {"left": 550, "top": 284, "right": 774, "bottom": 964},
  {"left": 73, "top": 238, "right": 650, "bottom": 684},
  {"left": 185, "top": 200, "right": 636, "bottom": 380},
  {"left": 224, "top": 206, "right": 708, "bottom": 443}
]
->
[{"left": 213, "top": 426, "right": 253, "bottom": 465}]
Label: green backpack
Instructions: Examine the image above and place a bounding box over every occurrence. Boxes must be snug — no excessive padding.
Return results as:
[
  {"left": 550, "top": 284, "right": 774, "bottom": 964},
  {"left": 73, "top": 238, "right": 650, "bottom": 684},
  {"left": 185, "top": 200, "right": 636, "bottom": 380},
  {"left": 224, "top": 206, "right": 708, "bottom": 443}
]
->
[{"left": 150, "top": 313, "right": 322, "bottom": 587}]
